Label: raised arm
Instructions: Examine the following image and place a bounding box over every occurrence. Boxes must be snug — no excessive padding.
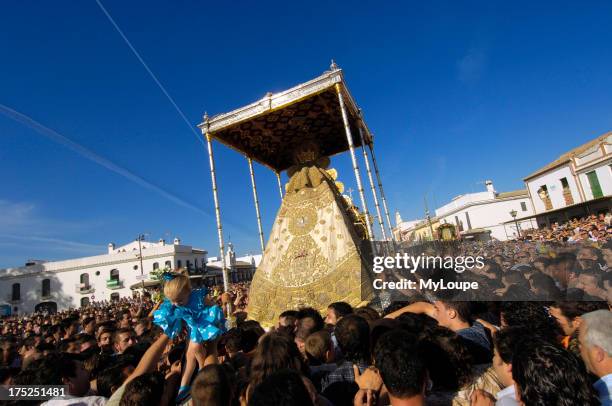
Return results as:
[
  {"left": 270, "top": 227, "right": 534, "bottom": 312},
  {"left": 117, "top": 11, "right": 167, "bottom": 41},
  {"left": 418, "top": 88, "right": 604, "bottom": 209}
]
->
[
  {"left": 384, "top": 301, "right": 435, "bottom": 319},
  {"left": 125, "top": 333, "right": 170, "bottom": 384}
]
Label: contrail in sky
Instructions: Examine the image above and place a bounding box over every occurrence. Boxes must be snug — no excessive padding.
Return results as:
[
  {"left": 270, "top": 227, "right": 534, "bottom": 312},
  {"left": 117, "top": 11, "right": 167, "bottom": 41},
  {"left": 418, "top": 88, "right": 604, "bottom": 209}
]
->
[
  {"left": 0, "top": 103, "right": 212, "bottom": 217},
  {"left": 91, "top": 1, "right": 263, "bottom": 241},
  {"left": 95, "top": 0, "right": 207, "bottom": 149},
  {"left": 0, "top": 234, "right": 102, "bottom": 252}
]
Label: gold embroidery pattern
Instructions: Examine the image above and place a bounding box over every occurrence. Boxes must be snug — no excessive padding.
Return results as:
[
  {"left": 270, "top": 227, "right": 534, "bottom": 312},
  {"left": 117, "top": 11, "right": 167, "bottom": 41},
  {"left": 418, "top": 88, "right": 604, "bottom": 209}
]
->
[
  {"left": 247, "top": 163, "right": 371, "bottom": 327},
  {"left": 271, "top": 235, "right": 330, "bottom": 287},
  {"left": 287, "top": 206, "right": 317, "bottom": 236},
  {"left": 248, "top": 250, "right": 372, "bottom": 327}
]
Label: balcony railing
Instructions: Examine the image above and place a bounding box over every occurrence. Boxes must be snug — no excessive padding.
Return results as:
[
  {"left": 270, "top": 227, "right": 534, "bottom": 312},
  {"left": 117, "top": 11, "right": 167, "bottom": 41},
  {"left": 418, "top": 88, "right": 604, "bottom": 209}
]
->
[
  {"left": 75, "top": 284, "right": 95, "bottom": 294},
  {"left": 106, "top": 279, "right": 123, "bottom": 289}
]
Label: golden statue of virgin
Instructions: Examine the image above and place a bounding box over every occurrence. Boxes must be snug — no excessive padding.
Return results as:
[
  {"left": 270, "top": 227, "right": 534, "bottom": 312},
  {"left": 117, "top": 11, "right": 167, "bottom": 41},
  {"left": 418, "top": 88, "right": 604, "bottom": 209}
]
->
[
  {"left": 247, "top": 141, "right": 370, "bottom": 326},
  {"left": 199, "top": 64, "right": 391, "bottom": 327}
]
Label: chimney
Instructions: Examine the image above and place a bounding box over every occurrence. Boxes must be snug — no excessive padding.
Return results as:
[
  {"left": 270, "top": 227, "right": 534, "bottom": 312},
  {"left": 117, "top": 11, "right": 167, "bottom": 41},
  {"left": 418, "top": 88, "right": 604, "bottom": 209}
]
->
[
  {"left": 485, "top": 180, "right": 496, "bottom": 197},
  {"left": 108, "top": 242, "right": 115, "bottom": 254},
  {"left": 158, "top": 238, "right": 165, "bottom": 246},
  {"left": 173, "top": 237, "right": 181, "bottom": 245}
]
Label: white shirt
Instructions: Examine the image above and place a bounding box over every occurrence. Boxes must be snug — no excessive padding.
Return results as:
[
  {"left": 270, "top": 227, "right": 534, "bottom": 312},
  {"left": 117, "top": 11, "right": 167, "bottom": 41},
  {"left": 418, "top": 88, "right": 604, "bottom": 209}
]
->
[
  {"left": 594, "top": 373, "right": 612, "bottom": 406},
  {"left": 496, "top": 385, "right": 519, "bottom": 406},
  {"left": 41, "top": 395, "right": 107, "bottom": 406},
  {"left": 104, "top": 383, "right": 126, "bottom": 406}
]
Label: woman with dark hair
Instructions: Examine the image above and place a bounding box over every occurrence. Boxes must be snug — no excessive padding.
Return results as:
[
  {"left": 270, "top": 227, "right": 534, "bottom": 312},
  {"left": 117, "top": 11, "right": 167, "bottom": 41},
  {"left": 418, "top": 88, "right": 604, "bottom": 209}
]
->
[
  {"left": 249, "top": 369, "right": 314, "bottom": 406},
  {"left": 245, "top": 332, "right": 306, "bottom": 402},
  {"left": 512, "top": 339, "right": 600, "bottom": 406}
]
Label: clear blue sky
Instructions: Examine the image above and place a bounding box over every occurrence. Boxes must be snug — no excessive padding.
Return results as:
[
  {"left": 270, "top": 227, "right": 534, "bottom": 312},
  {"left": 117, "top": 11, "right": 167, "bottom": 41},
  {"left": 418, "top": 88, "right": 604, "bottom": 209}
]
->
[{"left": 2, "top": 1, "right": 612, "bottom": 267}]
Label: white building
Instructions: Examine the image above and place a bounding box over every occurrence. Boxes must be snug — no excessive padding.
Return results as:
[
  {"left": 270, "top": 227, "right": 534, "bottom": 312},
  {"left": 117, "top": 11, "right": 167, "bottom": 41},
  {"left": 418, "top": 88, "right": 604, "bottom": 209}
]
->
[
  {"left": 434, "top": 180, "right": 536, "bottom": 241},
  {"left": 392, "top": 211, "right": 422, "bottom": 241},
  {"left": 524, "top": 131, "right": 612, "bottom": 227},
  {"left": 206, "top": 242, "right": 261, "bottom": 284},
  {"left": 0, "top": 238, "right": 207, "bottom": 315}
]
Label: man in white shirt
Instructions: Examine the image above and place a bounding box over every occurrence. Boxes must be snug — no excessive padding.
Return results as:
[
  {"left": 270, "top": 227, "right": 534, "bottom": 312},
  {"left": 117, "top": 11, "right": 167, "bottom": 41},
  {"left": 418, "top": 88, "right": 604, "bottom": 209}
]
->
[
  {"left": 32, "top": 353, "right": 106, "bottom": 406},
  {"left": 579, "top": 310, "right": 612, "bottom": 406},
  {"left": 42, "top": 395, "right": 106, "bottom": 406},
  {"left": 471, "top": 326, "right": 525, "bottom": 406}
]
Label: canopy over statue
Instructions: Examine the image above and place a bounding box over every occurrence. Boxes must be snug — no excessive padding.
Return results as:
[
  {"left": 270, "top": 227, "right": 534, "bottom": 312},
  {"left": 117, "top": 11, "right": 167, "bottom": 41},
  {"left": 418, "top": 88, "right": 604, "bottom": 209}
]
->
[
  {"left": 199, "top": 65, "right": 372, "bottom": 172},
  {"left": 198, "top": 63, "right": 394, "bottom": 327}
]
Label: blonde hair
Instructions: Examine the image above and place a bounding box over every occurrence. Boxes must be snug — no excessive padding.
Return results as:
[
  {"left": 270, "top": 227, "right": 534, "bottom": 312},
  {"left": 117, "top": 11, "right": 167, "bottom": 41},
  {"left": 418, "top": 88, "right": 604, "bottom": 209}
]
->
[{"left": 163, "top": 268, "right": 191, "bottom": 301}]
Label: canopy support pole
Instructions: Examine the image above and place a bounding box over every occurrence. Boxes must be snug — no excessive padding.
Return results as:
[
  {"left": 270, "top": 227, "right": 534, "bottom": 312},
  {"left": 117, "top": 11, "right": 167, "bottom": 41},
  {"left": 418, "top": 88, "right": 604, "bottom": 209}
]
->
[
  {"left": 248, "top": 157, "right": 266, "bottom": 253},
  {"left": 358, "top": 121, "right": 387, "bottom": 241},
  {"left": 336, "top": 83, "right": 373, "bottom": 240},
  {"left": 368, "top": 142, "right": 395, "bottom": 241},
  {"left": 203, "top": 126, "right": 230, "bottom": 298},
  {"left": 276, "top": 171, "right": 284, "bottom": 201}
]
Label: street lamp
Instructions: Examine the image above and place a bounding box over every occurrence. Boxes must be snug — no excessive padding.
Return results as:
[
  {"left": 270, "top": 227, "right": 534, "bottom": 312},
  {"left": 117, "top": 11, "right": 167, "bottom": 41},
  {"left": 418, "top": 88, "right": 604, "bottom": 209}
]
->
[
  {"left": 509, "top": 210, "right": 520, "bottom": 239},
  {"left": 136, "top": 234, "right": 146, "bottom": 292}
]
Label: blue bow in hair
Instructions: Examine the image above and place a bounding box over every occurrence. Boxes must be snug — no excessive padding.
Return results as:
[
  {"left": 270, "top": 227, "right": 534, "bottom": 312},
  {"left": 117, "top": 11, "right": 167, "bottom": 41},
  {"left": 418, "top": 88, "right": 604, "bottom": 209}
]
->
[{"left": 162, "top": 272, "right": 175, "bottom": 281}]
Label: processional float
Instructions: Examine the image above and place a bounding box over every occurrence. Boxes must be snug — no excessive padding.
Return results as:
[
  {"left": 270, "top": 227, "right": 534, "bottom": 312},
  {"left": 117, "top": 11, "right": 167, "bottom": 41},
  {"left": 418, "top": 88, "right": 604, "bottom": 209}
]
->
[{"left": 198, "top": 62, "right": 394, "bottom": 327}]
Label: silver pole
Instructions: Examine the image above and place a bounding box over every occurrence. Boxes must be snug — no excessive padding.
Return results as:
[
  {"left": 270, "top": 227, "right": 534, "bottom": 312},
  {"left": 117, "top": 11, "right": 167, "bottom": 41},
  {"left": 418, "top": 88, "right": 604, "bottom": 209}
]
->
[
  {"left": 335, "top": 83, "right": 373, "bottom": 240},
  {"left": 204, "top": 132, "right": 230, "bottom": 294},
  {"left": 358, "top": 122, "right": 387, "bottom": 240},
  {"left": 247, "top": 157, "right": 265, "bottom": 253},
  {"left": 276, "top": 171, "right": 284, "bottom": 201},
  {"left": 368, "top": 142, "right": 395, "bottom": 241}
]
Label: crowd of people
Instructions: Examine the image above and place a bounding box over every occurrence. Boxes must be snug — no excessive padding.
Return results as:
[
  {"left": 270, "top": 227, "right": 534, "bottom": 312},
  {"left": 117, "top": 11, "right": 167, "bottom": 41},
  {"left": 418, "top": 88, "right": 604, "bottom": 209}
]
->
[
  {"left": 0, "top": 285, "right": 612, "bottom": 406},
  {"left": 384, "top": 214, "right": 612, "bottom": 304},
  {"left": 522, "top": 213, "right": 612, "bottom": 243},
  {"left": 1, "top": 215, "right": 612, "bottom": 405},
  {"left": 1, "top": 290, "right": 611, "bottom": 406}
]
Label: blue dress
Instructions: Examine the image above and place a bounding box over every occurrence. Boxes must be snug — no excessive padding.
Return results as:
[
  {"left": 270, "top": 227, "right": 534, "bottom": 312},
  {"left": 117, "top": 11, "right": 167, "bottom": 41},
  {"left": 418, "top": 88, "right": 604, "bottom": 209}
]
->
[{"left": 153, "top": 288, "right": 226, "bottom": 342}]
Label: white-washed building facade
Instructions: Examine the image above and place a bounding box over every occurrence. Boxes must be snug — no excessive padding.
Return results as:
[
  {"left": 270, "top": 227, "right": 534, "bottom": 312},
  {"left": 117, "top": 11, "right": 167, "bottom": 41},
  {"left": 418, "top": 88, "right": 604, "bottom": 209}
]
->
[
  {"left": 524, "top": 132, "right": 612, "bottom": 227},
  {"left": 0, "top": 238, "right": 206, "bottom": 314},
  {"left": 434, "top": 181, "right": 536, "bottom": 241}
]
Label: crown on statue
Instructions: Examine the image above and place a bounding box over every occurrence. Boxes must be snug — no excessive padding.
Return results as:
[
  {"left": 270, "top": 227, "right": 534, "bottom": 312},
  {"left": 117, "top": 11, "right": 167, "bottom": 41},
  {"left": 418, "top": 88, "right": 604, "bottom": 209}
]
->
[{"left": 293, "top": 141, "right": 321, "bottom": 164}]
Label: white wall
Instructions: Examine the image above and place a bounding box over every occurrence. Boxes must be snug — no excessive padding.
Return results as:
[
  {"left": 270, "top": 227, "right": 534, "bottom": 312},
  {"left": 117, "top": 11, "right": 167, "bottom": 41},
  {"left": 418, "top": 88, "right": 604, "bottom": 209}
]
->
[
  {"left": 393, "top": 219, "right": 422, "bottom": 240},
  {"left": 0, "top": 243, "right": 207, "bottom": 314},
  {"left": 438, "top": 196, "right": 535, "bottom": 241},
  {"left": 436, "top": 191, "right": 493, "bottom": 217},
  {"left": 525, "top": 165, "right": 582, "bottom": 214},
  {"left": 578, "top": 162, "right": 612, "bottom": 200}
]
